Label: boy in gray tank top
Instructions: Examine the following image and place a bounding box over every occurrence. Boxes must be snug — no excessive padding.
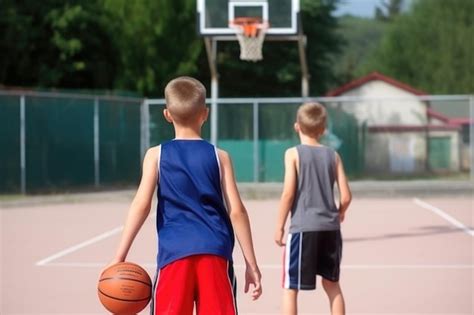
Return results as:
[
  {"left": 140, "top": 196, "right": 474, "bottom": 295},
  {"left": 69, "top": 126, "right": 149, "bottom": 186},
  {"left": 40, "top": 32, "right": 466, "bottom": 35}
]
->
[{"left": 274, "top": 102, "right": 352, "bottom": 315}]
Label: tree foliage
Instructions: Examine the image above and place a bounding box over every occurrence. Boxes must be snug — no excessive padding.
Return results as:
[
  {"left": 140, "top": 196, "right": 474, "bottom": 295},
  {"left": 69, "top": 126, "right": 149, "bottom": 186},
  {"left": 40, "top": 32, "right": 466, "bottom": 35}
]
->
[
  {"left": 1, "top": 0, "right": 342, "bottom": 96},
  {"left": 363, "top": 0, "right": 474, "bottom": 94},
  {"left": 330, "top": 15, "right": 387, "bottom": 87},
  {"left": 375, "top": 0, "right": 404, "bottom": 21},
  {"left": 100, "top": 0, "right": 203, "bottom": 95},
  {"left": 0, "top": 0, "right": 120, "bottom": 89}
]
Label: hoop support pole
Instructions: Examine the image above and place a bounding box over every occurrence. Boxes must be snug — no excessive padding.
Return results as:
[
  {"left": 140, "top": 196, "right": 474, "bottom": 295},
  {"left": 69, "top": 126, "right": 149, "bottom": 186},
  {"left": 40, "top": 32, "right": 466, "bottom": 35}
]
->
[
  {"left": 298, "top": 34, "right": 310, "bottom": 98},
  {"left": 205, "top": 37, "right": 219, "bottom": 145}
]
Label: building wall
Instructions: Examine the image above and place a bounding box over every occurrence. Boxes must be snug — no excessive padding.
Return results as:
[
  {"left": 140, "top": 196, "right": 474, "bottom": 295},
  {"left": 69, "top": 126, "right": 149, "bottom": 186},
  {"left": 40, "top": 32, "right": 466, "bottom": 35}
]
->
[
  {"left": 366, "top": 131, "right": 461, "bottom": 174},
  {"left": 365, "top": 132, "right": 427, "bottom": 173},
  {"left": 336, "top": 80, "right": 427, "bottom": 126}
]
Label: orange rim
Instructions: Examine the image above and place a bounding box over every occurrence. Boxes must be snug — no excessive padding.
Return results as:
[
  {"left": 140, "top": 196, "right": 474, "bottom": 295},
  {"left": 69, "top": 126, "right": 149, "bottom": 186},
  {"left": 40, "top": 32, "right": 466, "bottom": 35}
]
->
[
  {"left": 231, "top": 17, "right": 262, "bottom": 25},
  {"left": 230, "top": 17, "right": 266, "bottom": 37}
]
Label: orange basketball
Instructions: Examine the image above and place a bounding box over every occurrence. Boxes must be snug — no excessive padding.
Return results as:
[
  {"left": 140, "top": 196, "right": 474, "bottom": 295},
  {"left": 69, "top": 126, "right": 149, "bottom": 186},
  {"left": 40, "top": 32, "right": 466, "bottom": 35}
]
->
[{"left": 98, "top": 262, "right": 152, "bottom": 314}]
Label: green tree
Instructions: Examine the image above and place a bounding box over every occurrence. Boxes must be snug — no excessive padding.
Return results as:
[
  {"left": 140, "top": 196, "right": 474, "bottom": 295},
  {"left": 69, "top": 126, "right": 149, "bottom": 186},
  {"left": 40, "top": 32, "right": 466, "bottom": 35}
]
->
[
  {"left": 363, "top": 0, "right": 474, "bottom": 94},
  {"left": 0, "top": 0, "right": 120, "bottom": 89},
  {"left": 1, "top": 0, "right": 344, "bottom": 97},
  {"left": 100, "top": 0, "right": 203, "bottom": 96},
  {"left": 375, "top": 0, "right": 404, "bottom": 21},
  {"left": 330, "top": 16, "right": 387, "bottom": 87}
]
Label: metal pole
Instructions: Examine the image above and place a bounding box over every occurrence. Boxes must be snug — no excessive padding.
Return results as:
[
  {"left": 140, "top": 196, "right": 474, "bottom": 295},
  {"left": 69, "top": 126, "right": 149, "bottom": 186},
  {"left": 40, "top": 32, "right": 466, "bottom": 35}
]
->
[
  {"left": 297, "top": 35, "right": 309, "bottom": 98},
  {"left": 253, "top": 101, "right": 259, "bottom": 182},
  {"left": 20, "top": 95, "right": 26, "bottom": 194},
  {"left": 205, "top": 37, "right": 219, "bottom": 145},
  {"left": 140, "top": 99, "right": 150, "bottom": 159},
  {"left": 302, "top": 77, "right": 309, "bottom": 99},
  {"left": 470, "top": 95, "right": 474, "bottom": 181},
  {"left": 211, "top": 78, "right": 218, "bottom": 145},
  {"left": 94, "top": 98, "right": 100, "bottom": 187}
]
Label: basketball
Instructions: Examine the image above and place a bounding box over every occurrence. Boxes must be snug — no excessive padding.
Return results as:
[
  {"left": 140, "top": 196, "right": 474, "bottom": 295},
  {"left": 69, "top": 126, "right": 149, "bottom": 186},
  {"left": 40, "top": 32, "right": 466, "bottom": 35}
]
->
[{"left": 98, "top": 262, "right": 152, "bottom": 314}]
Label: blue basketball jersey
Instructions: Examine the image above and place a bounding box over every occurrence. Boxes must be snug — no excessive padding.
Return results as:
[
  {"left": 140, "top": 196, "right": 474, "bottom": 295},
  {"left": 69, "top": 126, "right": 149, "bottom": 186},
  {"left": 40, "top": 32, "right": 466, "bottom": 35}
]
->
[{"left": 156, "top": 139, "right": 234, "bottom": 268}]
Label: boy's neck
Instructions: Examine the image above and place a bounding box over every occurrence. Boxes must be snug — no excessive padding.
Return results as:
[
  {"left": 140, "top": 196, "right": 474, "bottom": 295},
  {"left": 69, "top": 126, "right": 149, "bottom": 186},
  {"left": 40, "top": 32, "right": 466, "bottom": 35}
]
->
[
  {"left": 173, "top": 125, "right": 202, "bottom": 140},
  {"left": 299, "top": 132, "right": 322, "bottom": 146}
]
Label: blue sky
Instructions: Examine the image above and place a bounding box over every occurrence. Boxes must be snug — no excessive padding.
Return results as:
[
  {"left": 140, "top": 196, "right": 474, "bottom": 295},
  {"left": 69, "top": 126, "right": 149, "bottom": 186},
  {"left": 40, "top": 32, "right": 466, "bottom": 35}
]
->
[{"left": 334, "top": 0, "right": 413, "bottom": 18}]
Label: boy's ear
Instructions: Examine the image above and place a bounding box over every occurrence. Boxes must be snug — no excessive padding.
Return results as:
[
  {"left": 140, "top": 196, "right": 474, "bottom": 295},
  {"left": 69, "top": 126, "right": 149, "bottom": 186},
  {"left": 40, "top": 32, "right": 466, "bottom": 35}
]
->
[
  {"left": 202, "top": 107, "right": 209, "bottom": 122},
  {"left": 294, "top": 122, "right": 300, "bottom": 133},
  {"left": 163, "top": 109, "right": 173, "bottom": 123}
]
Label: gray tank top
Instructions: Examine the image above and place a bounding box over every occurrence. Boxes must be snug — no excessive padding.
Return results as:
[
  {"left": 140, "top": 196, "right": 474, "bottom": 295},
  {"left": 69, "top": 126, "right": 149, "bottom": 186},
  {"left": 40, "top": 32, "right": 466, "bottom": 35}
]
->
[{"left": 289, "top": 145, "right": 340, "bottom": 233}]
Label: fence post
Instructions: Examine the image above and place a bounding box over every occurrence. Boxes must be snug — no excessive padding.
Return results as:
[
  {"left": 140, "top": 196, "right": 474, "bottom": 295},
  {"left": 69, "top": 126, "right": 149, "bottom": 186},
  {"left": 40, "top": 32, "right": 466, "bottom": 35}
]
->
[
  {"left": 210, "top": 78, "right": 218, "bottom": 145},
  {"left": 253, "top": 101, "right": 259, "bottom": 182},
  {"left": 140, "top": 99, "right": 150, "bottom": 159},
  {"left": 20, "top": 95, "right": 26, "bottom": 194},
  {"left": 470, "top": 95, "right": 474, "bottom": 181},
  {"left": 94, "top": 97, "right": 100, "bottom": 187}
]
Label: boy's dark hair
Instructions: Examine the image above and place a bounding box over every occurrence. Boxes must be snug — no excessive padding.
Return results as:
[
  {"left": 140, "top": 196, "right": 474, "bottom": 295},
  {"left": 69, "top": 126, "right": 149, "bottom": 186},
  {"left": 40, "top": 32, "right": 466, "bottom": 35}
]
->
[
  {"left": 296, "top": 102, "right": 327, "bottom": 138},
  {"left": 164, "top": 76, "right": 206, "bottom": 123}
]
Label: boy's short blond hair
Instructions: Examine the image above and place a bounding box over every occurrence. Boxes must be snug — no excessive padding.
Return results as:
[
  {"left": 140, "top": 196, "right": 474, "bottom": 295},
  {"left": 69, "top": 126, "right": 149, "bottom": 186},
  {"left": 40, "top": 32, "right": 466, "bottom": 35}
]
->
[
  {"left": 164, "top": 76, "right": 206, "bottom": 123},
  {"left": 296, "top": 102, "right": 327, "bottom": 138}
]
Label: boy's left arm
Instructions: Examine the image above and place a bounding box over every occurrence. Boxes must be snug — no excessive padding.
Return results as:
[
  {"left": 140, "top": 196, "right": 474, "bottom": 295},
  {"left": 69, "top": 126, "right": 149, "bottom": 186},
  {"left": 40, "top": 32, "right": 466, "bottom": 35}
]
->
[
  {"left": 218, "top": 149, "right": 262, "bottom": 300},
  {"left": 274, "top": 148, "right": 297, "bottom": 246},
  {"left": 103, "top": 147, "right": 158, "bottom": 272}
]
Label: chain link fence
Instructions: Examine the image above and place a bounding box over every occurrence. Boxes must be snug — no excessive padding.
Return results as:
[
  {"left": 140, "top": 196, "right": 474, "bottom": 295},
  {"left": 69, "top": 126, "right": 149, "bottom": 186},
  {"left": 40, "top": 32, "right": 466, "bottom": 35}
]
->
[{"left": 1, "top": 91, "right": 472, "bottom": 193}]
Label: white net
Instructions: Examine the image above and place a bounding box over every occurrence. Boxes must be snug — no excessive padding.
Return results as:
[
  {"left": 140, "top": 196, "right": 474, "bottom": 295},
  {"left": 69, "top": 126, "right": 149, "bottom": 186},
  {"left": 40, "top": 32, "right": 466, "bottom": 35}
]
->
[{"left": 235, "top": 26, "right": 267, "bottom": 62}]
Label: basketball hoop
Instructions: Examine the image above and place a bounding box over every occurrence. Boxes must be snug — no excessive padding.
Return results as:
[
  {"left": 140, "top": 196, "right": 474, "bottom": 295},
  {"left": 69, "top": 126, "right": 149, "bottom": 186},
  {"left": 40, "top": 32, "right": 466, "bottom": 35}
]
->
[{"left": 230, "top": 17, "right": 269, "bottom": 62}]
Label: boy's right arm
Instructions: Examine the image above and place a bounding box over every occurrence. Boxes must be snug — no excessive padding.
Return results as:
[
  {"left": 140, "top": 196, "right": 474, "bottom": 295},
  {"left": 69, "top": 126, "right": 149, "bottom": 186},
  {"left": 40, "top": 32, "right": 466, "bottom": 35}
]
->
[
  {"left": 103, "top": 147, "right": 159, "bottom": 271},
  {"left": 335, "top": 152, "right": 352, "bottom": 222},
  {"left": 274, "top": 148, "right": 297, "bottom": 246},
  {"left": 217, "top": 149, "right": 262, "bottom": 300}
]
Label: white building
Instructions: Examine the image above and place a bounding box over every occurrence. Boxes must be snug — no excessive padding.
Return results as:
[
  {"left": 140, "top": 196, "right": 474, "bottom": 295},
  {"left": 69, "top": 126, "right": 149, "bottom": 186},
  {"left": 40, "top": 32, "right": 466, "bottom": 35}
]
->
[{"left": 326, "top": 72, "right": 462, "bottom": 174}]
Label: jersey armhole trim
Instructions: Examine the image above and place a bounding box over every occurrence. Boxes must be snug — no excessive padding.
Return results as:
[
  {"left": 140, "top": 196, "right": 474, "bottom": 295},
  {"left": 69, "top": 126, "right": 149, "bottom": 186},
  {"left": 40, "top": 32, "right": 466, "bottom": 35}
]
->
[
  {"left": 294, "top": 146, "right": 300, "bottom": 177},
  {"left": 213, "top": 146, "right": 223, "bottom": 182},
  {"left": 157, "top": 145, "right": 161, "bottom": 185},
  {"left": 214, "top": 146, "right": 229, "bottom": 213}
]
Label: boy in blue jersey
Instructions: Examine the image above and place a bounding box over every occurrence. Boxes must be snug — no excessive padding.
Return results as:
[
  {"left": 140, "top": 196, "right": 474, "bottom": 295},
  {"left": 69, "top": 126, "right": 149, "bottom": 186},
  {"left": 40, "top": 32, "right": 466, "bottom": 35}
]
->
[
  {"left": 274, "top": 102, "right": 352, "bottom": 315},
  {"left": 104, "top": 77, "right": 262, "bottom": 314}
]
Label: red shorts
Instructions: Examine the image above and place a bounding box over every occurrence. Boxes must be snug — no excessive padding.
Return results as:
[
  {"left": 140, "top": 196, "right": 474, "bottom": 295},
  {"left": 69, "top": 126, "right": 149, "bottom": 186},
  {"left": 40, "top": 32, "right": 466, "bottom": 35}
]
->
[{"left": 151, "top": 254, "right": 237, "bottom": 315}]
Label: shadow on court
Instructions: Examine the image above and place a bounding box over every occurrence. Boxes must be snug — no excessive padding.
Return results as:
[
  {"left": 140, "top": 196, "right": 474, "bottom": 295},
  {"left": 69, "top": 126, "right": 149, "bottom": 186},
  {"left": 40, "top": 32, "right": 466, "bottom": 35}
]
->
[{"left": 345, "top": 225, "right": 471, "bottom": 243}]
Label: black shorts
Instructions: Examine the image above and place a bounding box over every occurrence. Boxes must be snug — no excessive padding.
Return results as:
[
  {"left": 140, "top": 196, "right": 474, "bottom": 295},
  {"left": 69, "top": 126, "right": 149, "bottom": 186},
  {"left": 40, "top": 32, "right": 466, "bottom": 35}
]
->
[{"left": 282, "top": 230, "right": 342, "bottom": 290}]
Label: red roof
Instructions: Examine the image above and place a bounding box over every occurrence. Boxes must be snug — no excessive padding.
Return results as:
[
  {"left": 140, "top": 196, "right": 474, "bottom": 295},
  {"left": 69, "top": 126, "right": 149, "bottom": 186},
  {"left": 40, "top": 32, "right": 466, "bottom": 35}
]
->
[
  {"left": 450, "top": 118, "right": 472, "bottom": 125},
  {"left": 368, "top": 124, "right": 461, "bottom": 133},
  {"left": 427, "top": 108, "right": 450, "bottom": 123},
  {"left": 428, "top": 108, "right": 473, "bottom": 126},
  {"left": 326, "top": 72, "right": 427, "bottom": 96}
]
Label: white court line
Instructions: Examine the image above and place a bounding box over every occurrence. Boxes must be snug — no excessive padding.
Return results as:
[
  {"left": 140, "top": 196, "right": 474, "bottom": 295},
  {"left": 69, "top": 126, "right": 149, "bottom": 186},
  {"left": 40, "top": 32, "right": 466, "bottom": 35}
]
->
[
  {"left": 36, "top": 212, "right": 157, "bottom": 266},
  {"left": 40, "top": 262, "right": 474, "bottom": 269},
  {"left": 35, "top": 226, "right": 124, "bottom": 266},
  {"left": 413, "top": 198, "right": 474, "bottom": 237}
]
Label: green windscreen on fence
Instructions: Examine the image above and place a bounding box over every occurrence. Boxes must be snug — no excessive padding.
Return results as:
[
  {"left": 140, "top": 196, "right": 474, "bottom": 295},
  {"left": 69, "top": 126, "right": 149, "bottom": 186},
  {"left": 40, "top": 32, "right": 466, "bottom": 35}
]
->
[
  {"left": 0, "top": 96, "right": 21, "bottom": 192},
  {"left": 259, "top": 103, "right": 300, "bottom": 182},
  {"left": 324, "top": 103, "right": 365, "bottom": 176},
  {"left": 99, "top": 100, "right": 142, "bottom": 185},
  {"left": 218, "top": 103, "right": 254, "bottom": 182},
  {"left": 2, "top": 93, "right": 467, "bottom": 194},
  {"left": 150, "top": 105, "right": 174, "bottom": 145},
  {"left": 25, "top": 96, "right": 95, "bottom": 192},
  {"left": 149, "top": 104, "right": 211, "bottom": 146}
]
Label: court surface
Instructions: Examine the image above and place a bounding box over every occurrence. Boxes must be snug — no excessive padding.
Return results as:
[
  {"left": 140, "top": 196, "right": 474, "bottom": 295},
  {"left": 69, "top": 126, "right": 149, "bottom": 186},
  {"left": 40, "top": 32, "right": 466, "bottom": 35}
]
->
[{"left": 1, "top": 192, "right": 473, "bottom": 314}]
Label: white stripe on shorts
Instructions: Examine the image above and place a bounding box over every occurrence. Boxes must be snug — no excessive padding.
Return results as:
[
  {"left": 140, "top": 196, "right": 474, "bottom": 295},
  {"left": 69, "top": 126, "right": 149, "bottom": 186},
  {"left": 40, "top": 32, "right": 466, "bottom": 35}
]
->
[{"left": 284, "top": 233, "right": 292, "bottom": 288}]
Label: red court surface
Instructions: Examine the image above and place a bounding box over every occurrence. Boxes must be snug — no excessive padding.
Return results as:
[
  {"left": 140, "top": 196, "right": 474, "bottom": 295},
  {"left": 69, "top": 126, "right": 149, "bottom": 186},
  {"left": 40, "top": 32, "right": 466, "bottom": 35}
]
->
[{"left": 1, "top": 195, "right": 473, "bottom": 314}]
